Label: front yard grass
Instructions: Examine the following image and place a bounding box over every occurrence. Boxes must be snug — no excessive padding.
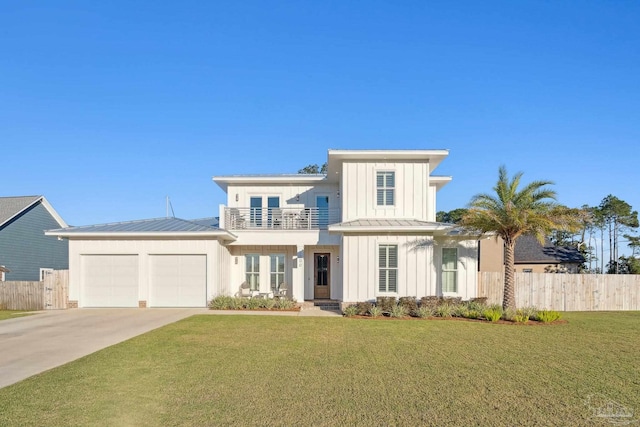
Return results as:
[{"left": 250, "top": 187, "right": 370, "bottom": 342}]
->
[
  {"left": 0, "top": 310, "right": 35, "bottom": 321},
  {"left": 1, "top": 312, "right": 639, "bottom": 426}
]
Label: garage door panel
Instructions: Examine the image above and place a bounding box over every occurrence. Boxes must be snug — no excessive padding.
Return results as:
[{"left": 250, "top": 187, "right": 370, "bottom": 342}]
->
[
  {"left": 150, "top": 255, "right": 207, "bottom": 307},
  {"left": 82, "top": 255, "right": 139, "bottom": 307}
]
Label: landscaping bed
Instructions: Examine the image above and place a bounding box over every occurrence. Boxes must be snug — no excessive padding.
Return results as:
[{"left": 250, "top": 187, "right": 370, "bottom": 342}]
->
[
  {"left": 208, "top": 295, "right": 300, "bottom": 311},
  {"left": 343, "top": 296, "right": 564, "bottom": 325}
]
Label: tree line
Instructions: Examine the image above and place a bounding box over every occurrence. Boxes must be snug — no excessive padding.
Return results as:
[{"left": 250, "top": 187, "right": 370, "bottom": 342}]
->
[{"left": 438, "top": 194, "right": 639, "bottom": 274}]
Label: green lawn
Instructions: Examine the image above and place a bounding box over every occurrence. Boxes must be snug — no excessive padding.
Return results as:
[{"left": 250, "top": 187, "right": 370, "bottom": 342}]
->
[
  {"left": 0, "top": 310, "right": 35, "bottom": 321},
  {"left": 1, "top": 313, "right": 639, "bottom": 426}
]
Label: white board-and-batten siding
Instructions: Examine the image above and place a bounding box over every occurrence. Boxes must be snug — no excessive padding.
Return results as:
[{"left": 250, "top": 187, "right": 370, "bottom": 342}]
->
[
  {"left": 341, "top": 235, "right": 478, "bottom": 303},
  {"left": 341, "top": 161, "right": 436, "bottom": 222},
  {"left": 227, "top": 183, "right": 339, "bottom": 211}
]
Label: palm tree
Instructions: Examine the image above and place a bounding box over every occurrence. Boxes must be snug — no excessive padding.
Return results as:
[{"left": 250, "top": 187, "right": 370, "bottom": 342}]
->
[{"left": 462, "top": 166, "right": 580, "bottom": 310}]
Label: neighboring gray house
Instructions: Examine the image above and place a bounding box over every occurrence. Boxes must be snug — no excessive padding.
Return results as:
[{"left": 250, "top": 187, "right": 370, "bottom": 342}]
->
[
  {"left": 0, "top": 196, "right": 69, "bottom": 281},
  {"left": 514, "top": 235, "right": 585, "bottom": 273},
  {"left": 479, "top": 235, "right": 585, "bottom": 274}
]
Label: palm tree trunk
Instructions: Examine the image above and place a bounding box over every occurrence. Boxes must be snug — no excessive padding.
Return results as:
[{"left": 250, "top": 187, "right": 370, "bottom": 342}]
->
[{"left": 503, "top": 238, "right": 516, "bottom": 310}]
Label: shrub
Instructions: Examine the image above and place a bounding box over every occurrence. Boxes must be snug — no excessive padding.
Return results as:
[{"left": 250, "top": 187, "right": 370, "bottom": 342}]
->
[
  {"left": 376, "top": 297, "right": 396, "bottom": 314},
  {"left": 368, "top": 306, "right": 383, "bottom": 318},
  {"left": 274, "top": 298, "right": 295, "bottom": 310},
  {"left": 444, "top": 297, "right": 463, "bottom": 306},
  {"left": 483, "top": 308, "right": 502, "bottom": 322},
  {"left": 434, "top": 302, "right": 453, "bottom": 318},
  {"left": 465, "top": 310, "right": 481, "bottom": 319},
  {"left": 343, "top": 305, "right": 359, "bottom": 317},
  {"left": 464, "top": 300, "right": 487, "bottom": 312},
  {"left": 536, "top": 310, "right": 561, "bottom": 323},
  {"left": 245, "top": 298, "right": 261, "bottom": 310},
  {"left": 502, "top": 307, "right": 517, "bottom": 321},
  {"left": 398, "top": 297, "right": 418, "bottom": 316},
  {"left": 513, "top": 311, "right": 530, "bottom": 323},
  {"left": 419, "top": 296, "right": 441, "bottom": 310},
  {"left": 260, "top": 298, "right": 276, "bottom": 309},
  {"left": 389, "top": 304, "right": 408, "bottom": 318},
  {"left": 416, "top": 306, "right": 434, "bottom": 318},
  {"left": 520, "top": 306, "right": 539, "bottom": 320},
  {"left": 452, "top": 305, "right": 468, "bottom": 318},
  {"left": 227, "top": 297, "right": 243, "bottom": 310},
  {"left": 209, "top": 296, "right": 234, "bottom": 310},
  {"left": 356, "top": 302, "right": 373, "bottom": 316}
]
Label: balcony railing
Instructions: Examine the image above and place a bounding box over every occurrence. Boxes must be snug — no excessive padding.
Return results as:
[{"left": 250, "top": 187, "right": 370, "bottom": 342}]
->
[{"left": 224, "top": 207, "right": 340, "bottom": 231}]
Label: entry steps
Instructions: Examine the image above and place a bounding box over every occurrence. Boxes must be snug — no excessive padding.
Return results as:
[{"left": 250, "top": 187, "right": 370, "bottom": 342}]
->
[{"left": 301, "top": 300, "right": 341, "bottom": 312}]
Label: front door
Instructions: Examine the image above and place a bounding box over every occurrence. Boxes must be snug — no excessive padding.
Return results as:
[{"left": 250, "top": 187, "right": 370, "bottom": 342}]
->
[{"left": 314, "top": 253, "right": 330, "bottom": 299}]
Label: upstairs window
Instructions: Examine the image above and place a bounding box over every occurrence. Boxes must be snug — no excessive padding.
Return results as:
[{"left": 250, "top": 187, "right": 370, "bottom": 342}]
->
[
  {"left": 376, "top": 171, "right": 395, "bottom": 206},
  {"left": 378, "top": 245, "right": 398, "bottom": 293}
]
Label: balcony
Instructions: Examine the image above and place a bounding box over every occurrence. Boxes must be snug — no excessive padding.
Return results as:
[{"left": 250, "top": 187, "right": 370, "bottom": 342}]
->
[{"left": 223, "top": 207, "right": 340, "bottom": 231}]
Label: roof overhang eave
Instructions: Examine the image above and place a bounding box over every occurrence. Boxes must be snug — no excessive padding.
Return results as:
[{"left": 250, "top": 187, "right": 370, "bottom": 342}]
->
[
  {"left": 45, "top": 230, "right": 238, "bottom": 241},
  {"left": 328, "top": 225, "right": 453, "bottom": 234}
]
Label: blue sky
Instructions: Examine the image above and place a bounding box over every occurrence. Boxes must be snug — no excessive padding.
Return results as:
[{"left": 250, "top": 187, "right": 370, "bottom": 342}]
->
[{"left": 2, "top": 1, "right": 639, "bottom": 244}]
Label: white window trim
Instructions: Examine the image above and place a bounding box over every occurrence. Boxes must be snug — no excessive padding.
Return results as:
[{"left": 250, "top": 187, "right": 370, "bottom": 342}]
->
[
  {"left": 269, "top": 253, "right": 286, "bottom": 291},
  {"left": 377, "top": 243, "right": 399, "bottom": 295},
  {"left": 441, "top": 247, "right": 459, "bottom": 296},
  {"left": 0, "top": 266, "right": 5, "bottom": 282},
  {"left": 245, "top": 254, "right": 260, "bottom": 291},
  {"left": 40, "top": 268, "right": 54, "bottom": 282},
  {"left": 375, "top": 170, "right": 396, "bottom": 208}
]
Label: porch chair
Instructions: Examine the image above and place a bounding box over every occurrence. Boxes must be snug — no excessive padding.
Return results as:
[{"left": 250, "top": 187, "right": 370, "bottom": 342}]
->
[
  {"left": 271, "top": 208, "right": 283, "bottom": 229},
  {"left": 229, "top": 208, "right": 246, "bottom": 229},
  {"left": 237, "top": 282, "right": 257, "bottom": 298},
  {"left": 297, "top": 209, "right": 310, "bottom": 229},
  {"left": 275, "top": 283, "right": 288, "bottom": 298}
]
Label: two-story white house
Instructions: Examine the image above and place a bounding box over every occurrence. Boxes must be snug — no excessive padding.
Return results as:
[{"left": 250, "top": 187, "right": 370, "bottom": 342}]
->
[
  {"left": 48, "top": 149, "right": 478, "bottom": 308},
  {"left": 215, "top": 149, "right": 478, "bottom": 305}
]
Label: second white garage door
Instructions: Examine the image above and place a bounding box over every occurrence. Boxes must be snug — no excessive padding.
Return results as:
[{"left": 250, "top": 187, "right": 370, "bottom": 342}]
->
[{"left": 149, "top": 255, "right": 207, "bottom": 307}]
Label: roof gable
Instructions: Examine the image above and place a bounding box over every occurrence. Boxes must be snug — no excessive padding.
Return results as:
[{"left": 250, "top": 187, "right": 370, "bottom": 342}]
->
[{"left": 0, "top": 196, "right": 67, "bottom": 229}]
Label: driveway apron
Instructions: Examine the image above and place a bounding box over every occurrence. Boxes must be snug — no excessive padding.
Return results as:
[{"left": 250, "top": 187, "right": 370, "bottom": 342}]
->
[{"left": 0, "top": 308, "right": 205, "bottom": 389}]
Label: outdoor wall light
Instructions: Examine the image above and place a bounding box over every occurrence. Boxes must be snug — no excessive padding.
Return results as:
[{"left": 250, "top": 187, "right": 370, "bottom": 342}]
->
[
  {"left": 337, "top": 255, "right": 340, "bottom": 264},
  {"left": 235, "top": 194, "right": 239, "bottom": 202},
  {"left": 337, "top": 190, "right": 340, "bottom": 198},
  {"left": 235, "top": 257, "right": 238, "bottom": 264},
  {"left": 296, "top": 194, "right": 300, "bottom": 202}
]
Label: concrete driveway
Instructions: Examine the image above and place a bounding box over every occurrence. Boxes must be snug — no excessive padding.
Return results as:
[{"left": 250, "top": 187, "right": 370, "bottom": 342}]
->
[{"left": 0, "top": 308, "right": 206, "bottom": 389}]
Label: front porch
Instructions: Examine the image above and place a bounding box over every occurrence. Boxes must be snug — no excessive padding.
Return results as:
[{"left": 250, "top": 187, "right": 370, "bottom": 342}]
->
[{"left": 226, "top": 244, "right": 342, "bottom": 303}]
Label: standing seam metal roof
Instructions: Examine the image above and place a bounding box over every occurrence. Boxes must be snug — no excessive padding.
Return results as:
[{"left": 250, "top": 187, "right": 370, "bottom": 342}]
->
[{"left": 47, "top": 217, "right": 220, "bottom": 233}]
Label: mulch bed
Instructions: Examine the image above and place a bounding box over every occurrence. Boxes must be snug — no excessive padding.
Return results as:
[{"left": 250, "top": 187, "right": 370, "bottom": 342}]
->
[{"left": 346, "top": 315, "right": 567, "bottom": 325}]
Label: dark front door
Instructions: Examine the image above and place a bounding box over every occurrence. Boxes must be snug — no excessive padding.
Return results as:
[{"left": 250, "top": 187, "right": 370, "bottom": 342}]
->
[{"left": 314, "top": 253, "right": 330, "bottom": 299}]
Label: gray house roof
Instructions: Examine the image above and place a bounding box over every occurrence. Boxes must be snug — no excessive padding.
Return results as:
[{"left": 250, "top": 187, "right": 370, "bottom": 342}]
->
[
  {"left": 515, "top": 235, "right": 585, "bottom": 264},
  {"left": 0, "top": 195, "right": 68, "bottom": 229},
  {"left": 46, "top": 217, "right": 236, "bottom": 241},
  {"left": 0, "top": 196, "right": 42, "bottom": 227},
  {"left": 188, "top": 217, "right": 220, "bottom": 228}
]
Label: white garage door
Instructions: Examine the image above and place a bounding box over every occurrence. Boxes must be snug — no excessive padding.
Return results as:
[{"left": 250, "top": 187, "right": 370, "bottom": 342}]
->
[
  {"left": 82, "top": 255, "right": 139, "bottom": 307},
  {"left": 149, "top": 255, "right": 207, "bottom": 307}
]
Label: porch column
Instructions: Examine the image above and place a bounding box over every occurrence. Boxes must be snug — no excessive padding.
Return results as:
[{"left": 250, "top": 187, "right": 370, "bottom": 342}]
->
[{"left": 292, "top": 245, "right": 305, "bottom": 301}]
